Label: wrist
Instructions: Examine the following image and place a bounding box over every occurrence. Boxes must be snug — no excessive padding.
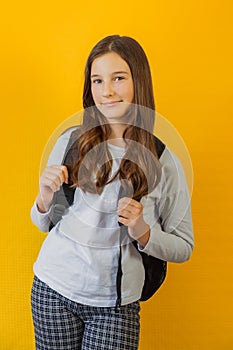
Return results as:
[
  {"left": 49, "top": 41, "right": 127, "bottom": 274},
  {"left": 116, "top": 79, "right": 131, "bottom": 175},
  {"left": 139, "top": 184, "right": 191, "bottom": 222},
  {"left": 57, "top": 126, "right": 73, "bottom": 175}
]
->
[
  {"left": 136, "top": 228, "right": 150, "bottom": 248},
  {"left": 36, "top": 194, "right": 53, "bottom": 213},
  {"left": 128, "top": 219, "right": 150, "bottom": 245}
]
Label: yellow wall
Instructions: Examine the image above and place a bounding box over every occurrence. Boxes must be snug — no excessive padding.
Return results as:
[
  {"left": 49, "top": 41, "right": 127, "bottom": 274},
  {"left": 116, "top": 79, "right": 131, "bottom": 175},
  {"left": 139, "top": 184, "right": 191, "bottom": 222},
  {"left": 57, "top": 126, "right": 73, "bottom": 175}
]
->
[{"left": 1, "top": 0, "right": 232, "bottom": 349}]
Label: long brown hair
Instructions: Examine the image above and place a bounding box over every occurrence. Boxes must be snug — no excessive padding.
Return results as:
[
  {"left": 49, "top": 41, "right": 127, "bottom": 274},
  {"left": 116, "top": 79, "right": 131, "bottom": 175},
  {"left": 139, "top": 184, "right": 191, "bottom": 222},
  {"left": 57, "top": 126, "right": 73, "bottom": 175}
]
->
[{"left": 69, "top": 35, "right": 161, "bottom": 200}]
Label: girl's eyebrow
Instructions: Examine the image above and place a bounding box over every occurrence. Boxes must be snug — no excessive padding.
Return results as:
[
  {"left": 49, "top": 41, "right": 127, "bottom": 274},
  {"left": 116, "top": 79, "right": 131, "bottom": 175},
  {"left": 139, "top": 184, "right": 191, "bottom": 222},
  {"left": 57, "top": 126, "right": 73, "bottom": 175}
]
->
[
  {"left": 91, "top": 71, "right": 129, "bottom": 78},
  {"left": 112, "top": 71, "right": 129, "bottom": 75}
]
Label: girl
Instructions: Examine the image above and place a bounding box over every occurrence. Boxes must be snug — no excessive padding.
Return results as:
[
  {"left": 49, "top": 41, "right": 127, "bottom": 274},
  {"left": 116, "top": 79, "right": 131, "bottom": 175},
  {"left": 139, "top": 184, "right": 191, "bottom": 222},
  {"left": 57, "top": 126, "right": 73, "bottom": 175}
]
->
[{"left": 31, "top": 35, "right": 194, "bottom": 350}]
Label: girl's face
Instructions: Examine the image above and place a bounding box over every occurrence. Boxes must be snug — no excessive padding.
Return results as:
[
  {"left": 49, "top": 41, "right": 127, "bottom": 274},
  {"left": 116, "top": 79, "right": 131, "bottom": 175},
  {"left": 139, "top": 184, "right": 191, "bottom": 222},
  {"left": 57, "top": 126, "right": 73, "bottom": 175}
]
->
[{"left": 91, "top": 52, "right": 134, "bottom": 122}]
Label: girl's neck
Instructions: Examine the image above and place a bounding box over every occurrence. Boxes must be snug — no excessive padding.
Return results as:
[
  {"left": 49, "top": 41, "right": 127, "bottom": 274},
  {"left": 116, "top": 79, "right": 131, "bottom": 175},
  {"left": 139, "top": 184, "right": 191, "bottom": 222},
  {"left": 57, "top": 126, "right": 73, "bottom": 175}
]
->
[{"left": 108, "top": 124, "right": 127, "bottom": 147}]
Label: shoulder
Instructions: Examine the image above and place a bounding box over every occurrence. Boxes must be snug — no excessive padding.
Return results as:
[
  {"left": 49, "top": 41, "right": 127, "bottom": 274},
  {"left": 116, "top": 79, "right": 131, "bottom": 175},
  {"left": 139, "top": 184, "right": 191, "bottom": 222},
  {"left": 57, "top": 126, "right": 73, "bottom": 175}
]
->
[
  {"left": 159, "top": 147, "right": 188, "bottom": 193},
  {"left": 47, "top": 125, "right": 80, "bottom": 166},
  {"left": 60, "top": 125, "right": 81, "bottom": 139}
]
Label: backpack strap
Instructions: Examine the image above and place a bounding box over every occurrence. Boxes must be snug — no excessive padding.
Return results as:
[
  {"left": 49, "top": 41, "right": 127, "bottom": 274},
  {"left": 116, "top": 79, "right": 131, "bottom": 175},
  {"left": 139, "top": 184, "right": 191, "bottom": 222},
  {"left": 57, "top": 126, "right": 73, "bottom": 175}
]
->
[
  {"left": 48, "top": 127, "right": 80, "bottom": 231},
  {"left": 115, "top": 135, "right": 166, "bottom": 310},
  {"left": 153, "top": 135, "right": 165, "bottom": 159}
]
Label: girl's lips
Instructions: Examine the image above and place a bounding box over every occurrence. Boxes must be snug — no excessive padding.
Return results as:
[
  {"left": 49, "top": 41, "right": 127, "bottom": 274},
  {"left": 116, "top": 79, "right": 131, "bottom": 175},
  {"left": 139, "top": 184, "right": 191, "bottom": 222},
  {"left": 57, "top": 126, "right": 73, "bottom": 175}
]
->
[{"left": 102, "top": 100, "right": 122, "bottom": 106}]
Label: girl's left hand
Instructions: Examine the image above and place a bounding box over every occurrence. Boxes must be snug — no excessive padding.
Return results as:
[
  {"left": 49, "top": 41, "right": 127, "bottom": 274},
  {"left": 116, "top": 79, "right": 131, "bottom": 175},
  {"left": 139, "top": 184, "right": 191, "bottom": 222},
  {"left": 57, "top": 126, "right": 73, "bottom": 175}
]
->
[{"left": 117, "top": 197, "right": 150, "bottom": 245}]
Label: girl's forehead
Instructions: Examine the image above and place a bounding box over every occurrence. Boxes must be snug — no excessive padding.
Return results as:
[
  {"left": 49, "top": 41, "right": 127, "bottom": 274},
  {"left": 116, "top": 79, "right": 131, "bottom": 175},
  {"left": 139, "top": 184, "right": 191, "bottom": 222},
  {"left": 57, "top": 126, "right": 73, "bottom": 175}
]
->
[{"left": 91, "top": 52, "right": 130, "bottom": 73}]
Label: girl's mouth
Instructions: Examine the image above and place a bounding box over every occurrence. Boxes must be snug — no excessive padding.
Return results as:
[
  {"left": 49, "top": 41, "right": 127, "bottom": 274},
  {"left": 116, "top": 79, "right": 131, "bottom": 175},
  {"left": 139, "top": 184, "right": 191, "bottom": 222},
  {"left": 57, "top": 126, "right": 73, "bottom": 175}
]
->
[{"left": 102, "top": 100, "right": 122, "bottom": 107}]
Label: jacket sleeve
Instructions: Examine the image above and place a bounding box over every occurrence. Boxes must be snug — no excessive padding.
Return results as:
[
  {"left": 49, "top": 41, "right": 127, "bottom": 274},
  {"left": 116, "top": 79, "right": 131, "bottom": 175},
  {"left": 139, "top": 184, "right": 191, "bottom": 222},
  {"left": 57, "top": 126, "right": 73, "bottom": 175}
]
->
[
  {"left": 30, "top": 127, "right": 77, "bottom": 232},
  {"left": 30, "top": 202, "right": 54, "bottom": 232},
  {"left": 139, "top": 149, "right": 194, "bottom": 263}
]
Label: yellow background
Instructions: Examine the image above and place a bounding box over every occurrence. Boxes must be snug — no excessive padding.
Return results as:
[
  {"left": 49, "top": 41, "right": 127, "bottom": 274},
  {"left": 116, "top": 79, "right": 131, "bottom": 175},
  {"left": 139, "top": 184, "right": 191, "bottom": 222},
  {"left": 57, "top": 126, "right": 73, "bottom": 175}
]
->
[{"left": 1, "top": 0, "right": 232, "bottom": 349}]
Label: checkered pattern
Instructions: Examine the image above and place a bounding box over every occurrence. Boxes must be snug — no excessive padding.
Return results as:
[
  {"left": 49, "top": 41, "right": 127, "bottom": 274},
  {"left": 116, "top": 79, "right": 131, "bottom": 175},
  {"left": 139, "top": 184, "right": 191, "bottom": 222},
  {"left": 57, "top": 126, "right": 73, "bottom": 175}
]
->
[{"left": 31, "top": 276, "right": 140, "bottom": 349}]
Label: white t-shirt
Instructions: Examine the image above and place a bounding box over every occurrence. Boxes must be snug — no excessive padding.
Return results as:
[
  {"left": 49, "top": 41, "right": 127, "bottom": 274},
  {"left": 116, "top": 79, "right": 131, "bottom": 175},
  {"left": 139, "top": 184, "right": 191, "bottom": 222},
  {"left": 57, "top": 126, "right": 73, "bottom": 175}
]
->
[{"left": 31, "top": 127, "right": 194, "bottom": 307}]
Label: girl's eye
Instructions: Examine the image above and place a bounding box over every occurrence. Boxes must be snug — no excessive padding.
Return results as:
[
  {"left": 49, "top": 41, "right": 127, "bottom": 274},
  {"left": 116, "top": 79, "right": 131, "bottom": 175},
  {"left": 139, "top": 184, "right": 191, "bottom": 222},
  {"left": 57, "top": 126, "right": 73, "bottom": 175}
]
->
[
  {"left": 92, "top": 79, "right": 102, "bottom": 84},
  {"left": 114, "top": 76, "right": 124, "bottom": 82}
]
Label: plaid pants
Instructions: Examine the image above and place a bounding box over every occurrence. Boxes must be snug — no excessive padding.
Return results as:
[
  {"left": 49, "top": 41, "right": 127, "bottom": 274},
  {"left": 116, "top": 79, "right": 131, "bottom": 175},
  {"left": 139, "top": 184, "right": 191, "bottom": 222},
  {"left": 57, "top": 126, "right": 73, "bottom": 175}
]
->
[{"left": 31, "top": 276, "right": 140, "bottom": 349}]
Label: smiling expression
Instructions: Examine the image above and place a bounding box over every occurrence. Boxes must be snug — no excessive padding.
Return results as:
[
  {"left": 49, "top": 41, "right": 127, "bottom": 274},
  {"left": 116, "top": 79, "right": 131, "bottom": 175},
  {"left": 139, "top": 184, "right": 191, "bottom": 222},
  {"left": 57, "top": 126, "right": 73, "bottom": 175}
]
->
[{"left": 91, "top": 52, "right": 134, "bottom": 122}]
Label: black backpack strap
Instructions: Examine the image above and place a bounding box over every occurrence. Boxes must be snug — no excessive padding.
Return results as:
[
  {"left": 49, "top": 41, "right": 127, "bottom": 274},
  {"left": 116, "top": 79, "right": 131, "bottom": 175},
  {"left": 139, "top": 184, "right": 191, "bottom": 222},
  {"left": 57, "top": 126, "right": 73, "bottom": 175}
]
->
[
  {"left": 153, "top": 134, "right": 165, "bottom": 159},
  {"left": 48, "top": 127, "right": 80, "bottom": 231},
  {"left": 115, "top": 185, "right": 129, "bottom": 312},
  {"left": 115, "top": 236, "right": 123, "bottom": 312},
  {"left": 116, "top": 135, "right": 166, "bottom": 308}
]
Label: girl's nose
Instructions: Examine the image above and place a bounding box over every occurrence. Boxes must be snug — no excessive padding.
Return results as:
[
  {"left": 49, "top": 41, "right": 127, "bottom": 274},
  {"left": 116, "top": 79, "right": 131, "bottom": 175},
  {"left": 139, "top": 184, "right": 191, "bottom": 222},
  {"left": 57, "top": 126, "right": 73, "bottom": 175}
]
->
[{"left": 102, "top": 82, "right": 114, "bottom": 97}]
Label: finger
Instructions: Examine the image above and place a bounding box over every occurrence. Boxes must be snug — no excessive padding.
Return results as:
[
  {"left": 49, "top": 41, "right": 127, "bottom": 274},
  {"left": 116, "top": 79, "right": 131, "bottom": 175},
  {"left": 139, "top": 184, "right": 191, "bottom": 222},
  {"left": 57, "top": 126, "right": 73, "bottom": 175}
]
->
[
  {"left": 118, "top": 197, "right": 141, "bottom": 209},
  {"left": 123, "top": 205, "right": 141, "bottom": 215},
  {"left": 40, "top": 169, "right": 64, "bottom": 191},
  {"left": 117, "top": 208, "right": 138, "bottom": 220},
  {"left": 118, "top": 197, "right": 132, "bottom": 206},
  {"left": 50, "top": 165, "right": 69, "bottom": 184},
  {"left": 118, "top": 201, "right": 142, "bottom": 215},
  {"left": 118, "top": 216, "right": 130, "bottom": 226},
  {"left": 60, "top": 165, "right": 69, "bottom": 184},
  {"left": 41, "top": 174, "right": 61, "bottom": 192},
  {"left": 44, "top": 169, "right": 63, "bottom": 186},
  {"left": 46, "top": 166, "right": 68, "bottom": 185}
]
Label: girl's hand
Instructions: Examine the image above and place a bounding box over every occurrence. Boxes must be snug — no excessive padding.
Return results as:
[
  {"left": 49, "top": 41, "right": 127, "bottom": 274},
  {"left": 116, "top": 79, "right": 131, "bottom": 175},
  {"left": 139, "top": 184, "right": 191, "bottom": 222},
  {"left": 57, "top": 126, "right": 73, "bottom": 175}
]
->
[
  {"left": 117, "top": 197, "right": 150, "bottom": 247},
  {"left": 36, "top": 165, "right": 69, "bottom": 213}
]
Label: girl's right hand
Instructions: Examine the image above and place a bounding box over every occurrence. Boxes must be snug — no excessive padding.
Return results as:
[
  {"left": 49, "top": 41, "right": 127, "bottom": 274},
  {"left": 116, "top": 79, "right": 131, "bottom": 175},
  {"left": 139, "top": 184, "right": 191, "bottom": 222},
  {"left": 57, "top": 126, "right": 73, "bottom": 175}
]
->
[{"left": 36, "top": 165, "right": 69, "bottom": 213}]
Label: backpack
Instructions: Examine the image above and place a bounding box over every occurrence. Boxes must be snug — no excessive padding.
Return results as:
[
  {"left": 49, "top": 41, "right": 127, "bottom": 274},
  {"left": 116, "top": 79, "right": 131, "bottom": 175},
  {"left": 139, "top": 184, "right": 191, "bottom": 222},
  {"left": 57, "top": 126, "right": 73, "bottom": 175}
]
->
[{"left": 49, "top": 127, "right": 167, "bottom": 309}]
